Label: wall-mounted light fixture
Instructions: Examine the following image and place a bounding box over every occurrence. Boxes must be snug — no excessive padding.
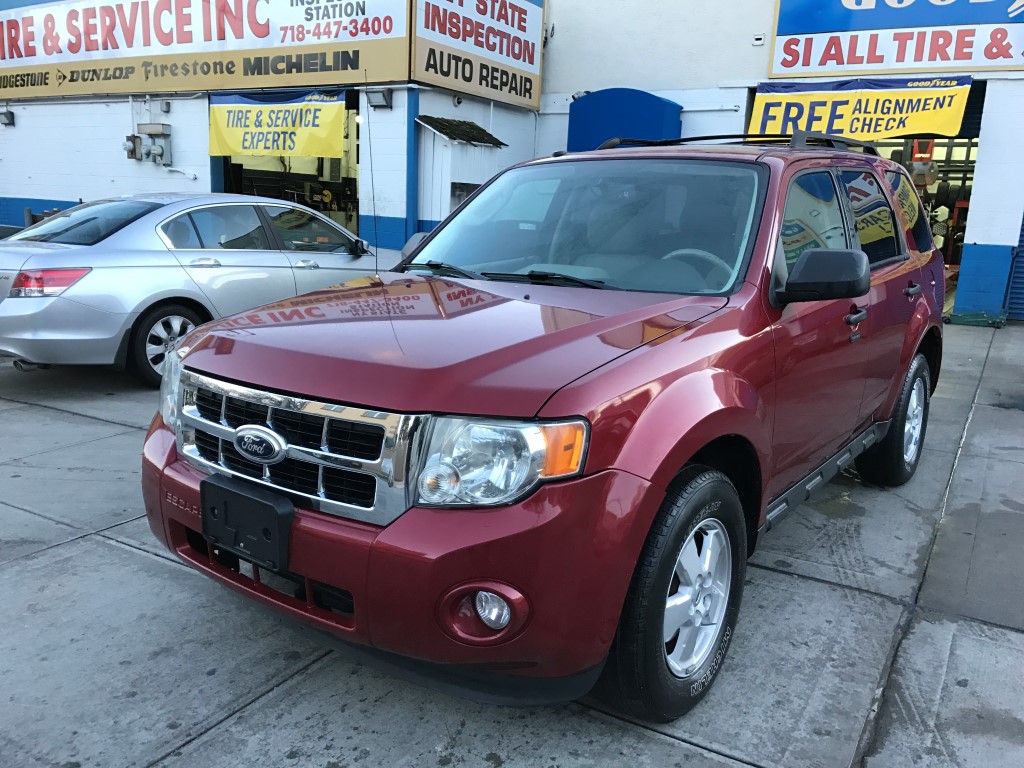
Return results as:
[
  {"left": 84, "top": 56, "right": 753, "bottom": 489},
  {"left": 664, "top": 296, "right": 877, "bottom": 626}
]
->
[
  {"left": 0, "top": 110, "right": 15, "bottom": 127},
  {"left": 366, "top": 89, "right": 393, "bottom": 109}
]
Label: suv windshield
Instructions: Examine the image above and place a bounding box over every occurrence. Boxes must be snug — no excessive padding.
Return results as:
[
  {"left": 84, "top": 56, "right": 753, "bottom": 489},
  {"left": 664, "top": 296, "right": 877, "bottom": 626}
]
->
[
  {"left": 407, "top": 159, "right": 765, "bottom": 295},
  {"left": 9, "top": 200, "right": 161, "bottom": 246}
]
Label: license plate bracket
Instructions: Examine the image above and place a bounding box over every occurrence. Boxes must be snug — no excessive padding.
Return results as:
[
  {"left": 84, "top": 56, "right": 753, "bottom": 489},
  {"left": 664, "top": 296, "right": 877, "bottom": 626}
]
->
[{"left": 200, "top": 474, "right": 294, "bottom": 573}]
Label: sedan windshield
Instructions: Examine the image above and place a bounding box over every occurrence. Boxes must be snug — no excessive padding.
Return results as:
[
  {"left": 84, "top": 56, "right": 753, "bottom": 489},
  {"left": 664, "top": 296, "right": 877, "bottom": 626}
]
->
[
  {"left": 9, "top": 200, "right": 161, "bottom": 246},
  {"left": 407, "top": 159, "right": 765, "bottom": 295}
]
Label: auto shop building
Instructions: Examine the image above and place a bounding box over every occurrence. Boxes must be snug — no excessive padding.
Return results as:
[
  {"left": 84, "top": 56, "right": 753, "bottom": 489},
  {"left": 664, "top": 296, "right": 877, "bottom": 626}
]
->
[{"left": 0, "top": 0, "right": 546, "bottom": 251}]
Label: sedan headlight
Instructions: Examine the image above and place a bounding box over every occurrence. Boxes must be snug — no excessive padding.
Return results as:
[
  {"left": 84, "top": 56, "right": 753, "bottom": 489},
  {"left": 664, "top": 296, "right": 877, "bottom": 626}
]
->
[
  {"left": 159, "top": 345, "right": 188, "bottom": 430},
  {"left": 416, "top": 417, "right": 588, "bottom": 507}
]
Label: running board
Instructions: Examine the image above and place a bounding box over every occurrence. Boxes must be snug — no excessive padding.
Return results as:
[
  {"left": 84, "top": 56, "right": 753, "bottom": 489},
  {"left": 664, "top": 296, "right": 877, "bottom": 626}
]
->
[{"left": 759, "top": 421, "right": 892, "bottom": 534}]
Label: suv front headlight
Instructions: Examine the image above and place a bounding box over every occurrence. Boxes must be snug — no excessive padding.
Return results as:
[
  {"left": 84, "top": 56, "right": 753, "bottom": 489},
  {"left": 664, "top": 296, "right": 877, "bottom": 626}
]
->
[
  {"left": 159, "top": 346, "right": 187, "bottom": 430},
  {"left": 415, "top": 417, "right": 588, "bottom": 507}
]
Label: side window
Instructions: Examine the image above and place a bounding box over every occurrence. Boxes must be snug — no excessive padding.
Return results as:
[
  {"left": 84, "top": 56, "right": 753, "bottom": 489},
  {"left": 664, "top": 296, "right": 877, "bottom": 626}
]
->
[
  {"left": 838, "top": 171, "right": 902, "bottom": 266},
  {"left": 779, "top": 172, "right": 848, "bottom": 267},
  {"left": 887, "top": 170, "right": 936, "bottom": 253},
  {"left": 161, "top": 215, "right": 202, "bottom": 249},
  {"left": 264, "top": 206, "right": 352, "bottom": 252},
  {"left": 188, "top": 206, "right": 271, "bottom": 250}
]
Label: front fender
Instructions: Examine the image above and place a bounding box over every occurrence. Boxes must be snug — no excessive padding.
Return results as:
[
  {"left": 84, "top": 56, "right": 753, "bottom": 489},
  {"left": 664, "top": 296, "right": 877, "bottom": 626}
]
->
[{"left": 606, "top": 368, "right": 772, "bottom": 494}]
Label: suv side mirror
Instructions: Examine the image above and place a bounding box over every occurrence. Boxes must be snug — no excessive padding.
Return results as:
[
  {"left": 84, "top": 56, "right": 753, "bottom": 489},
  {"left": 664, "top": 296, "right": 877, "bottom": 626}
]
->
[
  {"left": 778, "top": 248, "right": 870, "bottom": 304},
  {"left": 401, "top": 232, "right": 428, "bottom": 259}
]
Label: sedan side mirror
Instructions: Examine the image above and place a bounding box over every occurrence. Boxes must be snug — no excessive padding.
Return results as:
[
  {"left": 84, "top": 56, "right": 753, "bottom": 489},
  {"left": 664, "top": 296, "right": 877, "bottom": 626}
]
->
[
  {"left": 355, "top": 238, "right": 371, "bottom": 256},
  {"left": 401, "top": 232, "right": 428, "bottom": 259},
  {"left": 778, "top": 248, "right": 870, "bottom": 304}
]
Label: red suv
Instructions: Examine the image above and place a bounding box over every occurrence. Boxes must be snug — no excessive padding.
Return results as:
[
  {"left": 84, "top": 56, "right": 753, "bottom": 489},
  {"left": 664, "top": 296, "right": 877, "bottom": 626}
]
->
[{"left": 142, "top": 134, "right": 943, "bottom": 721}]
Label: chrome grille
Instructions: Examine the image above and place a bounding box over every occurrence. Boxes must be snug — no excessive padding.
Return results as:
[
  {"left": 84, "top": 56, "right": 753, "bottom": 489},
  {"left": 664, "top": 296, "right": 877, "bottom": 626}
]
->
[{"left": 177, "top": 370, "right": 424, "bottom": 525}]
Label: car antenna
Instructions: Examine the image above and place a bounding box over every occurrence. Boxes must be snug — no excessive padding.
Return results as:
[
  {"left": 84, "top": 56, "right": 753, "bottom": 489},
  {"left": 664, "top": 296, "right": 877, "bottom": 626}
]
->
[{"left": 362, "top": 69, "right": 380, "bottom": 276}]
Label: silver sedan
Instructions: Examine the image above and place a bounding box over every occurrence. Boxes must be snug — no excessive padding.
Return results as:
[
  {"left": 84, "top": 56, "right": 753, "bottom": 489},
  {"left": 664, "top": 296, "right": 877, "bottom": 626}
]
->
[{"left": 0, "top": 193, "right": 376, "bottom": 386}]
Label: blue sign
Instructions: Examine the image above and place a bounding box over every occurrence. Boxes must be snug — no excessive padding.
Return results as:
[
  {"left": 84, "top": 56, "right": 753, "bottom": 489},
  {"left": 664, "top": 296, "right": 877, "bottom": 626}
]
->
[
  {"left": 772, "top": 0, "right": 1024, "bottom": 76},
  {"left": 778, "top": 0, "right": 1024, "bottom": 36}
]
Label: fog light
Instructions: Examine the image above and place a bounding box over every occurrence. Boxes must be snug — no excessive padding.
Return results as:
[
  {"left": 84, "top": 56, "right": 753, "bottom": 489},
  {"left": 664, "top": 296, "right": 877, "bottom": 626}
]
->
[{"left": 474, "top": 591, "right": 511, "bottom": 630}]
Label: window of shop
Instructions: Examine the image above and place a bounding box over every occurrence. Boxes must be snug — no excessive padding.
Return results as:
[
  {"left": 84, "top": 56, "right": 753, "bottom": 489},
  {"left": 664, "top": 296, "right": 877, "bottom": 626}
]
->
[{"left": 212, "top": 91, "right": 360, "bottom": 237}]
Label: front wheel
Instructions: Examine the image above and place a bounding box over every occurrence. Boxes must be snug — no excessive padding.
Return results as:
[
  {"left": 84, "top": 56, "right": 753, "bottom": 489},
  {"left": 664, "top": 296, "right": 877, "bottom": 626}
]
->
[
  {"left": 600, "top": 467, "right": 747, "bottom": 722},
  {"left": 856, "top": 353, "right": 931, "bottom": 487},
  {"left": 130, "top": 305, "right": 202, "bottom": 388}
]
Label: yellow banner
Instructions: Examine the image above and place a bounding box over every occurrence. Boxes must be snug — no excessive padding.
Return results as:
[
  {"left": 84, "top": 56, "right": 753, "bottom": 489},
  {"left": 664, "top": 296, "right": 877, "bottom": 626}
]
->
[
  {"left": 209, "top": 93, "right": 347, "bottom": 157},
  {"left": 749, "top": 77, "right": 971, "bottom": 140}
]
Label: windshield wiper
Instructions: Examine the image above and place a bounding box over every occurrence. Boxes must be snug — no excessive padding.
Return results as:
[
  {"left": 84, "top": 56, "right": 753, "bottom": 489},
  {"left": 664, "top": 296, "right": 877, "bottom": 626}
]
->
[
  {"left": 404, "top": 261, "right": 485, "bottom": 280},
  {"left": 482, "top": 270, "right": 620, "bottom": 290}
]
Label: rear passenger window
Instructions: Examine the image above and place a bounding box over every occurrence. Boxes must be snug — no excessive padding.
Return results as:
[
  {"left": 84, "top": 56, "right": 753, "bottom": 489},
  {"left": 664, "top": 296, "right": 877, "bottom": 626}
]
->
[
  {"left": 188, "top": 206, "right": 271, "bottom": 250},
  {"left": 161, "top": 215, "right": 202, "bottom": 249},
  {"left": 779, "top": 172, "right": 848, "bottom": 267},
  {"left": 887, "top": 171, "right": 936, "bottom": 253},
  {"left": 838, "top": 171, "right": 902, "bottom": 266}
]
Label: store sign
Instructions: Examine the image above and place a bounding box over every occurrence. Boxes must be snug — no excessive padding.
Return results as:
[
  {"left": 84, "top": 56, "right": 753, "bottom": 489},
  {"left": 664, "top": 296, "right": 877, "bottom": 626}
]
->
[
  {"left": 0, "top": 0, "right": 408, "bottom": 98},
  {"left": 209, "top": 92, "right": 348, "bottom": 157},
  {"left": 772, "top": 0, "right": 1024, "bottom": 77},
  {"left": 412, "top": 0, "right": 544, "bottom": 110},
  {"left": 749, "top": 76, "right": 972, "bottom": 139}
]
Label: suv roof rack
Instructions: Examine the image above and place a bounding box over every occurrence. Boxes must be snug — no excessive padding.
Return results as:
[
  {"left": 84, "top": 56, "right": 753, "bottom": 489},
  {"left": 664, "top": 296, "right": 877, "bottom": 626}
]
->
[{"left": 595, "top": 131, "right": 880, "bottom": 156}]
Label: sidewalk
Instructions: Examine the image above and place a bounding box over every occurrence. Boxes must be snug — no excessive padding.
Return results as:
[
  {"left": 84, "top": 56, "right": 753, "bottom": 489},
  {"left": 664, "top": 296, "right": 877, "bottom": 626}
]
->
[{"left": 0, "top": 325, "right": 1021, "bottom": 768}]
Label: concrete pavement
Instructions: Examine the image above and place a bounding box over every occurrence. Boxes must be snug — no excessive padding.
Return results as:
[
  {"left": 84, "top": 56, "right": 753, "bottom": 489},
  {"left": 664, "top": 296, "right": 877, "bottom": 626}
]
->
[{"left": 1, "top": 324, "right": 1022, "bottom": 768}]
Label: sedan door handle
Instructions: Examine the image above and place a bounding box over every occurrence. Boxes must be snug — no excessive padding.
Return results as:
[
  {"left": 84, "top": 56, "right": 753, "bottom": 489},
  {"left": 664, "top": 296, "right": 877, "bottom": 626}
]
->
[
  {"left": 845, "top": 308, "right": 868, "bottom": 325},
  {"left": 294, "top": 260, "right": 320, "bottom": 269},
  {"left": 189, "top": 257, "right": 221, "bottom": 267},
  {"left": 904, "top": 282, "right": 923, "bottom": 297}
]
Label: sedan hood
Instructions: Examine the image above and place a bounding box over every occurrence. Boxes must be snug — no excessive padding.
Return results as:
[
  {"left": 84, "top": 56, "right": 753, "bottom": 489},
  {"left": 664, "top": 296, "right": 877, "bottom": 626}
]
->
[{"left": 182, "top": 273, "right": 727, "bottom": 416}]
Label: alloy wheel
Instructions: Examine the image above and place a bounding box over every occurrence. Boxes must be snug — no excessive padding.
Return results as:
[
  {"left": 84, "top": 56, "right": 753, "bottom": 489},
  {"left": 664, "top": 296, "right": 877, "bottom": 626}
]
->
[
  {"left": 145, "top": 315, "right": 195, "bottom": 376},
  {"left": 903, "top": 378, "right": 925, "bottom": 465},
  {"left": 663, "top": 518, "right": 732, "bottom": 678}
]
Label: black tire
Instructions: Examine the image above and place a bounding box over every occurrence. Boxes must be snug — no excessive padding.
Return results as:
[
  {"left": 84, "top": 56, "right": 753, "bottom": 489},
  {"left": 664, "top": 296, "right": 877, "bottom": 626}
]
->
[
  {"left": 855, "top": 354, "right": 931, "bottom": 487},
  {"left": 130, "top": 304, "right": 203, "bottom": 388},
  {"left": 599, "top": 466, "right": 747, "bottom": 722}
]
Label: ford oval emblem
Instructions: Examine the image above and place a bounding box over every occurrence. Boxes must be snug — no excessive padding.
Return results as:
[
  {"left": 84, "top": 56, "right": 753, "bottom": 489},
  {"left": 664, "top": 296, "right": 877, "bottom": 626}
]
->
[{"left": 233, "top": 425, "right": 287, "bottom": 465}]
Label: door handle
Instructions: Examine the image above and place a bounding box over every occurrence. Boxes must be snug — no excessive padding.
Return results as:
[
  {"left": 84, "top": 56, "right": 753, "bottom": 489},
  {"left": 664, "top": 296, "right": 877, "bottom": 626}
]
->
[
  {"left": 294, "top": 260, "right": 320, "bottom": 269},
  {"left": 845, "top": 308, "right": 868, "bottom": 325},
  {"left": 904, "top": 283, "right": 923, "bottom": 297},
  {"left": 189, "top": 257, "right": 221, "bottom": 267}
]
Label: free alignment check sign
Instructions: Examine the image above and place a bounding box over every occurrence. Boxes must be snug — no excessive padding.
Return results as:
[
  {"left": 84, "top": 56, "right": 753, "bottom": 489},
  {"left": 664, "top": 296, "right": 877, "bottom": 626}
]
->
[{"left": 749, "top": 76, "right": 973, "bottom": 140}]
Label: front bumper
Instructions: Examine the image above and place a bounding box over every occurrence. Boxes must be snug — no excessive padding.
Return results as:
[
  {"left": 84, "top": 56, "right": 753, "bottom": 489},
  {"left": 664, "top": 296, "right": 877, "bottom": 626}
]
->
[
  {"left": 142, "top": 417, "right": 663, "bottom": 692},
  {"left": 0, "top": 296, "right": 131, "bottom": 364}
]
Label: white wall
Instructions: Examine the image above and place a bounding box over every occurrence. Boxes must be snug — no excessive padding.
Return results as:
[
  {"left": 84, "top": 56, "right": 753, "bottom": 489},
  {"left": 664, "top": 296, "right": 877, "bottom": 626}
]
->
[
  {"left": 0, "top": 95, "right": 211, "bottom": 207},
  {"left": 358, "top": 88, "right": 410, "bottom": 231},
  {"left": 964, "top": 78, "right": 1024, "bottom": 247},
  {"left": 417, "top": 89, "right": 538, "bottom": 222},
  {"left": 419, "top": 128, "right": 452, "bottom": 224},
  {"left": 541, "top": 0, "right": 773, "bottom": 94}
]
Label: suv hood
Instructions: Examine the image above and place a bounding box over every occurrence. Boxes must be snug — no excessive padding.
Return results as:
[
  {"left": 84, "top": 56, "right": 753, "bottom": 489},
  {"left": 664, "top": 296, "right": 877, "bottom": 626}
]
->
[{"left": 182, "top": 273, "right": 727, "bottom": 416}]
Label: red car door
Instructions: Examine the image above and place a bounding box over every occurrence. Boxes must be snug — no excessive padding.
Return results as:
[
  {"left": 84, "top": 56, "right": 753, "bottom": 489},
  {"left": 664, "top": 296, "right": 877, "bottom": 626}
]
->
[
  {"left": 836, "top": 168, "right": 926, "bottom": 422},
  {"left": 765, "top": 169, "right": 870, "bottom": 499}
]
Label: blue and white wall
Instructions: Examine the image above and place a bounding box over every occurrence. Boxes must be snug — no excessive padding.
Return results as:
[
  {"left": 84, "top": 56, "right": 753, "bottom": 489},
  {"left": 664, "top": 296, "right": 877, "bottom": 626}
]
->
[
  {"left": 0, "top": 96, "right": 211, "bottom": 227},
  {"left": 957, "top": 78, "right": 1024, "bottom": 316},
  {"left": 358, "top": 85, "right": 539, "bottom": 251}
]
